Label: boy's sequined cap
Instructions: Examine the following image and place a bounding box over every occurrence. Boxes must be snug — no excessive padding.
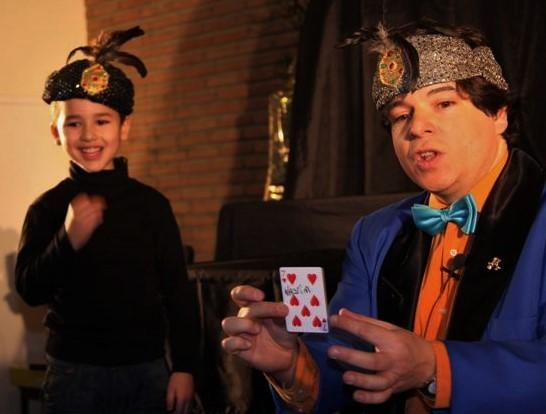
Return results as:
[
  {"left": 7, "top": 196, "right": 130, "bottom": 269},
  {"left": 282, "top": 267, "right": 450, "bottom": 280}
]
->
[
  {"left": 339, "top": 23, "right": 509, "bottom": 110},
  {"left": 42, "top": 26, "right": 147, "bottom": 116}
]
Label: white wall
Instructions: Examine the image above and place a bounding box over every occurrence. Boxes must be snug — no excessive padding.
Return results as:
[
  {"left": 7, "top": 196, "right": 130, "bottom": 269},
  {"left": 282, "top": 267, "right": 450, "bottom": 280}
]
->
[{"left": 0, "top": 1, "right": 86, "bottom": 412}]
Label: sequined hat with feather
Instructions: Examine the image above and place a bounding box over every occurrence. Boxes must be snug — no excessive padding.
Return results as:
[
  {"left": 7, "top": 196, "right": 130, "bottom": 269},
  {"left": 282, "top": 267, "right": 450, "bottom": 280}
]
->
[
  {"left": 339, "top": 22, "right": 509, "bottom": 110},
  {"left": 42, "top": 26, "right": 147, "bottom": 116}
]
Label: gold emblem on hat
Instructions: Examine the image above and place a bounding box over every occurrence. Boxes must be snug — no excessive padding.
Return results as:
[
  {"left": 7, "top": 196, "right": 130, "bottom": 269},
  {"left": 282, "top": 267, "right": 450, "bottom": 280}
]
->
[
  {"left": 486, "top": 257, "right": 502, "bottom": 271},
  {"left": 378, "top": 47, "right": 405, "bottom": 87},
  {"left": 80, "top": 63, "right": 109, "bottom": 95}
]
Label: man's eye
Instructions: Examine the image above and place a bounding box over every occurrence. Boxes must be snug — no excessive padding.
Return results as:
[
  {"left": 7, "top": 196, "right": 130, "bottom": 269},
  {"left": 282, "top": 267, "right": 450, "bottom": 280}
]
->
[
  {"left": 392, "top": 113, "right": 410, "bottom": 124},
  {"left": 438, "top": 101, "right": 455, "bottom": 109},
  {"left": 97, "top": 119, "right": 110, "bottom": 125}
]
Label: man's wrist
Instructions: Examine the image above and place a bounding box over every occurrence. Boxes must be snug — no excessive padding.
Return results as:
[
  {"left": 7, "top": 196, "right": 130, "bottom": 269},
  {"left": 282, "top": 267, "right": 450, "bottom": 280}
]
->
[
  {"left": 265, "top": 339, "right": 319, "bottom": 413},
  {"left": 268, "top": 342, "right": 300, "bottom": 387}
]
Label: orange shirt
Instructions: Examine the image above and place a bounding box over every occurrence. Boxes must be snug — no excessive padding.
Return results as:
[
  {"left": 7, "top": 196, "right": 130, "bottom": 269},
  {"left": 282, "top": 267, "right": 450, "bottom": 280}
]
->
[{"left": 408, "top": 147, "right": 509, "bottom": 413}]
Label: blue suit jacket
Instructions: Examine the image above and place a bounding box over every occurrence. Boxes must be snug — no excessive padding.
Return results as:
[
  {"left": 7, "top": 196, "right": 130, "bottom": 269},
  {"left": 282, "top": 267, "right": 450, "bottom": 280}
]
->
[{"left": 275, "top": 149, "right": 546, "bottom": 414}]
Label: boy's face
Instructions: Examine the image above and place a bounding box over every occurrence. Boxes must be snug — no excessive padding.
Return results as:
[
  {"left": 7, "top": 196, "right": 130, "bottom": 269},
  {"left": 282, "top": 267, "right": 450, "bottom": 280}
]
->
[
  {"left": 385, "top": 81, "right": 508, "bottom": 204},
  {"left": 50, "top": 99, "right": 130, "bottom": 173}
]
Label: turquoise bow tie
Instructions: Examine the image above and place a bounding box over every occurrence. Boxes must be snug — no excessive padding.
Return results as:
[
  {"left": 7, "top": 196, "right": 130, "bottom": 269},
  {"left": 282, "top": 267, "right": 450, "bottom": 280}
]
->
[{"left": 411, "top": 194, "right": 478, "bottom": 236}]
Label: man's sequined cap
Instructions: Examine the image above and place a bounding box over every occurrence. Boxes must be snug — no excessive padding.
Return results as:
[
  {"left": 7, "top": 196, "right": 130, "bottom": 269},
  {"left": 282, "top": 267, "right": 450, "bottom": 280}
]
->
[
  {"left": 42, "top": 26, "right": 147, "bottom": 116},
  {"left": 372, "top": 34, "right": 509, "bottom": 110}
]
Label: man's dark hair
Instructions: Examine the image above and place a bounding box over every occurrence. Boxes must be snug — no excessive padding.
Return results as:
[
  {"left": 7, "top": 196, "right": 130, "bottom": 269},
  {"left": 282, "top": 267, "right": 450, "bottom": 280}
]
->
[
  {"left": 377, "top": 20, "right": 519, "bottom": 145},
  {"left": 456, "top": 77, "right": 518, "bottom": 145}
]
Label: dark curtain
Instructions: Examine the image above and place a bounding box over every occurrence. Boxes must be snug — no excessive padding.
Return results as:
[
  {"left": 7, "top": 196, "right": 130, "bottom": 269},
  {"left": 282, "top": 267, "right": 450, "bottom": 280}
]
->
[{"left": 285, "top": 0, "right": 546, "bottom": 199}]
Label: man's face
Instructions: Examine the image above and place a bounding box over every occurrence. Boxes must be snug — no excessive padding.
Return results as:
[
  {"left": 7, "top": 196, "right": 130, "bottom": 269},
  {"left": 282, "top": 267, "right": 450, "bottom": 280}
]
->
[
  {"left": 385, "top": 82, "right": 508, "bottom": 204},
  {"left": 51, "top": 99, "right": 130, "bottom": 173}
]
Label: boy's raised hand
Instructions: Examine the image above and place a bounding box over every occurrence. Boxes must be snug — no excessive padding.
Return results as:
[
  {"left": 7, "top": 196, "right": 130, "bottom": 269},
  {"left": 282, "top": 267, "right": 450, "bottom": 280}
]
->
[{"left": 65, "top": 193, "right": 107, "bottom": 250}]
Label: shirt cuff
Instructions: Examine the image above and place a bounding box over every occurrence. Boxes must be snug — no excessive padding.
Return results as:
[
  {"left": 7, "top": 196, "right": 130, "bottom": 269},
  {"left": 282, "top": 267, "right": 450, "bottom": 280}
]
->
[
  {"left": 265, "top": 338, "right": 319, "bottom": 413},
  {"left": 421, "top": 340, "right": 452, "bottom": 408}
]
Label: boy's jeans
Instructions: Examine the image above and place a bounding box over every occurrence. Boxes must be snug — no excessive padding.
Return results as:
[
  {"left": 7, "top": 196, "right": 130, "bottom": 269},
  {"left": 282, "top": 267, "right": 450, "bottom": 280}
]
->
[{"left": 42, "top": 355, "right": 169, "bottom": 414}]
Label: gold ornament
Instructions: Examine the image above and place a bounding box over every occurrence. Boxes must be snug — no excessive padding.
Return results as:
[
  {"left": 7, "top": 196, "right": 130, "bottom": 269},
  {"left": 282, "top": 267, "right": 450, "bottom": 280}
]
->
[
  {"left": 486, "top": 257, "right": 502, "bottom": 271},
  {"left": 378, "top": 48, "right": 405, "bottom": 87},
  {"left": 80, "top": 63, "right": 109, "bottom": 95}
]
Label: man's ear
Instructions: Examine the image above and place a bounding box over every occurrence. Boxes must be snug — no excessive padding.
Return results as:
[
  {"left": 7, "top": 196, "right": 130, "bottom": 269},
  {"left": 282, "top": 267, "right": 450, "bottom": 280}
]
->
[
  {"left": 50, "top": 124, "right": 61, "bottom": 146},
  {"left": 493, "top": 106, "right": 508, "bottom": 135},
  {"left": 120, "top": 116, "right": 131, "bottom": 141}
]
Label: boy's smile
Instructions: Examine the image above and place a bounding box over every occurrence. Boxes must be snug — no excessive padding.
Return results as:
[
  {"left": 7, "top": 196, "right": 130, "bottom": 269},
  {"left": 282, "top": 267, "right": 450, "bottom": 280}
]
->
[{"left": 51, "top": 99, "right": 131, "bottom": 173}]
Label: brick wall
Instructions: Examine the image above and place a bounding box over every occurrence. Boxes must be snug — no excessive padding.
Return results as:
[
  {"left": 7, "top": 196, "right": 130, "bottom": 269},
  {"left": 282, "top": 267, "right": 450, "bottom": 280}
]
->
[{"left": 84, "top": 0, "right": 300, "bottom": 261}]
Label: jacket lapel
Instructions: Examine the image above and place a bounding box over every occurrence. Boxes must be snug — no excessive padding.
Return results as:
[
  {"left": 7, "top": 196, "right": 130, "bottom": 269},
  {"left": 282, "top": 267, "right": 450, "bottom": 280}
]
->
[
  {"left": 376, "top": 193, "right": 432, "bottom": 331},
  {"left": 447, "top": 149, "right": 545, "bottom": 340},
  {"left": 374, "top": 221, "right": 432, "bottom": 414}
]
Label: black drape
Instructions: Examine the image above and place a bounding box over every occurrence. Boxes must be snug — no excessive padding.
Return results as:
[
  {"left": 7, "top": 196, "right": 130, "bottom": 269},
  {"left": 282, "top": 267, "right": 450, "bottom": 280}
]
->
[{"left": 285, "top": 0, "right": 546, "bottom": 199}]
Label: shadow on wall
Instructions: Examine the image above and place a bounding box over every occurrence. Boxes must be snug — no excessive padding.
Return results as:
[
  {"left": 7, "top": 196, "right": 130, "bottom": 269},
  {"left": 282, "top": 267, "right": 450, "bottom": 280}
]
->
[{"left": 1, "top": 228, "right": 47, "bottom": 367}]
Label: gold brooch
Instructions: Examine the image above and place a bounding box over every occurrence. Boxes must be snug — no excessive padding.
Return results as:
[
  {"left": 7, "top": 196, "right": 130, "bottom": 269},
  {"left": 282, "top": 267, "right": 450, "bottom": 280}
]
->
[
  {"left": 80, "top": 63, "right": 109, "bottom": 95},
  {"left": 486, "top": 257, "right": 502, "bottom": 271},
  {"left": 378, "top": 47, "right": 405, "bottom": 87}
]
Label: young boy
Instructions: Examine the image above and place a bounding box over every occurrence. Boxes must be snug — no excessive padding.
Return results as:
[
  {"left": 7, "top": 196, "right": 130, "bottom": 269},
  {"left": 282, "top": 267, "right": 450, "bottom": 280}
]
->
[{"left": 15, "top": 26, "right": 199, "bottom": 414}]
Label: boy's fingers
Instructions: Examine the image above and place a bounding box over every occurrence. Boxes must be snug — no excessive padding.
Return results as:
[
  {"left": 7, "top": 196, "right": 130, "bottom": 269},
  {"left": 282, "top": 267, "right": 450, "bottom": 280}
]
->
[
  {"left": 89, "top": 195, "right": 107, "bottom": 209},
  {"left": 70, "top": 193, "right": 107, "bottom": 213},
  {"left": 70, "top": 192, "right": 90, "bottom": 206}
]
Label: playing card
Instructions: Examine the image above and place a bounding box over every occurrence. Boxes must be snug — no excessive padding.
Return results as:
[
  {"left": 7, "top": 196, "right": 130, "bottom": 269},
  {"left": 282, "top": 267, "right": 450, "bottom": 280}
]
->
[{"left": 279, "top": 267, "right": 329, "bottom": 333}]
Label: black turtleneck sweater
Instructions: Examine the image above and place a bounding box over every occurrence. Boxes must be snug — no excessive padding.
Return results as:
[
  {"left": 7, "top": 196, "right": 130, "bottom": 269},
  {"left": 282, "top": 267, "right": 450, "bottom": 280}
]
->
[{"left": 15, "top": 158, "right": 199, "bottom": 373}]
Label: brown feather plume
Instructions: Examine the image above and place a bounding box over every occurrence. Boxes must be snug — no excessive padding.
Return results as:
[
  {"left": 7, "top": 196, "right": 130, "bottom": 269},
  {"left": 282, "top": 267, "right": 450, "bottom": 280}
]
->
[{"left": 66, "top": 26, "right": 147, "bottom": 77}]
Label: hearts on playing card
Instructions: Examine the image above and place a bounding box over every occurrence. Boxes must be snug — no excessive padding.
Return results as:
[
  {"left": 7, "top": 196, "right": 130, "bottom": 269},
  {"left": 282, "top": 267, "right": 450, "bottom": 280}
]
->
[
  {"left": 301, "top": 305, "right": 310, "bottom": 317},
  {"left": 287, "top": 273, "right": 297, "bottom": 284},
  {"left": 307, "top": 273, "right": 317, "bottom": 284},
  {"left": 290, "top": 295, "right": 299, "bottom": 306},
  {"left": 292, "top": 316, "right": 302, "bottom": 327},
  {"left": 310, "top": 295, "right": 320, "bottom": 306},
  {"left": 312, "top": 316, "right": 322, "bottom": 327}
]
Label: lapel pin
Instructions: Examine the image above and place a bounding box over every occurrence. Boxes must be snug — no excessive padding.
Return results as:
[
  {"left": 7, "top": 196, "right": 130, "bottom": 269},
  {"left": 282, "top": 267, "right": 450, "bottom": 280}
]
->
[{"left": 486, "top": 257, "right": 502, "bottom": 271}]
